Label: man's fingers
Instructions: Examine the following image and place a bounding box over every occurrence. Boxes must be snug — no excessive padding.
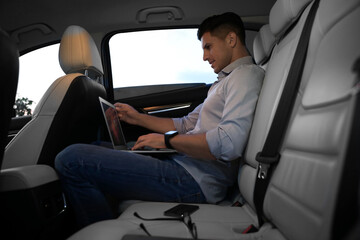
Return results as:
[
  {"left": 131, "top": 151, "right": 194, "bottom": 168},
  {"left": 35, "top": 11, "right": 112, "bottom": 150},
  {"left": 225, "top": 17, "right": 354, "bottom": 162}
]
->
[{"left": 132, "top": 136, "right": 146, "bottom": 150}]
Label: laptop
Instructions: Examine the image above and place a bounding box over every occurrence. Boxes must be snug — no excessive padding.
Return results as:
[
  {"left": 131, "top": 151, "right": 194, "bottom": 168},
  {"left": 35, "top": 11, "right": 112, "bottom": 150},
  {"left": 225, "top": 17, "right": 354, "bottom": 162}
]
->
[{"left": 99, "top": 97, "right": 177, "bottom": 154}]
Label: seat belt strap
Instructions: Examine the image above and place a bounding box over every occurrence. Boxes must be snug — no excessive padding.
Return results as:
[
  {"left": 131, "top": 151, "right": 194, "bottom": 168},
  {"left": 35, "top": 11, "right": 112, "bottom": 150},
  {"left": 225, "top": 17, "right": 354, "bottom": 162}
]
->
[{"left": 253, "top": 0, "right": 321, "bottom": 227}]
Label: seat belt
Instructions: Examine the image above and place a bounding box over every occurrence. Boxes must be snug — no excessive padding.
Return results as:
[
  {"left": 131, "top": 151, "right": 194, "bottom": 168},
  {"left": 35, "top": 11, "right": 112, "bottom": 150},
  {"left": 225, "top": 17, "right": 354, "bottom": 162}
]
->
[
  {"left": 331, "top": 58, "right": 360, "bottom": 240},
  {"left": 253, "top": 0, "right": 321, "bottom": 227}
]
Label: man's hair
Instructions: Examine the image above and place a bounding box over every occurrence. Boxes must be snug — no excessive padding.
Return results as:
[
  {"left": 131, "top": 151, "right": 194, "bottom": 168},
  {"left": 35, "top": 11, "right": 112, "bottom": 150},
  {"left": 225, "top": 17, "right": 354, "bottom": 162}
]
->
[{"left": 197, "top": 12, "right": 246, "bottom": 45}]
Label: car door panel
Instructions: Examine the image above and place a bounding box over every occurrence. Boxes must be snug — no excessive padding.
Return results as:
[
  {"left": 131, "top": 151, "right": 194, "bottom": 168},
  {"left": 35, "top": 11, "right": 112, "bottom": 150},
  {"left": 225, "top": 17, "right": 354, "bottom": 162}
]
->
[
  {"left": 115, "top": 83, "right": 210, "bottom": 115},
  {"left": 113, "top": 83, "right": 210, "bottom": 141}
]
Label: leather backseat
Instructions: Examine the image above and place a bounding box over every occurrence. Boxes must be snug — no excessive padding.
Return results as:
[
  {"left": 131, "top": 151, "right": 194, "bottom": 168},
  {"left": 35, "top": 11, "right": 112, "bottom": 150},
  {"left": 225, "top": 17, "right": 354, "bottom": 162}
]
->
[{"left": 67, "top": 0, "right": 360, "bottom": 239}]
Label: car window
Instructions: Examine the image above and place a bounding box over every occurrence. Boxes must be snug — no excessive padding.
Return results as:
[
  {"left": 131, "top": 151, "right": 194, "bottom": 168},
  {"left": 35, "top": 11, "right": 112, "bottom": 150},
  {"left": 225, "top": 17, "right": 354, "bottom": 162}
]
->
[
  {"left": 16, "top": 43, "right": 63, "bottom": 116},
  {"left": 109, "top": 29, "right": 217, "bottom": 89}
]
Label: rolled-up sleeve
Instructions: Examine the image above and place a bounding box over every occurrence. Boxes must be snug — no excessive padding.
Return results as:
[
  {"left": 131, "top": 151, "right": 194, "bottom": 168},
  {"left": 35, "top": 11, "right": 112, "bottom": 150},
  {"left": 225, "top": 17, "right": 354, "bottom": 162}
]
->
[
  {"left": 172, "top": 104, "right": 202, "bottom": 134},
  {"left": 206, "top": 66, "right": 264, "bottom": 161}
]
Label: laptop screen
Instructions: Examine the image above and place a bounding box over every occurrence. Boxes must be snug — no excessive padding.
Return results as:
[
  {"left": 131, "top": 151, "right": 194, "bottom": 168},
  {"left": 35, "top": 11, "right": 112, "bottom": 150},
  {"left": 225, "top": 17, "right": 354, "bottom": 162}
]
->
[
  {"left": 99, "top": 97, "right": 127, "bottom": 149},
  {"left": 99, "top": 97, "right": 177, "bottom": 154}
]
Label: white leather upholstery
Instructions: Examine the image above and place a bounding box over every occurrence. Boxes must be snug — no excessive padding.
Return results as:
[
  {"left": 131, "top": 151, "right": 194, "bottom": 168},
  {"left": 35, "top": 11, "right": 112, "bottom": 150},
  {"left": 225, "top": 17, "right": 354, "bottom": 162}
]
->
[
  {"left": 0, "top": 165, "right": 58, "bottom": 191},
  {"left": 241, "top": 0, "right": 313, "bottom": 210},
  {"left": 269, "top": 0, "right": 313, "bottom": 38},
  {"left": 252, "top": 24, "right": 276, "bottom": 66},
  {"left": 71, "top": 202, "right": 286, "bottom": 240},
  {"left": 2, "top": 25, "right": 105, "bottom": 169},
  {"left": 252, "top": 29, "right": 266, "bottom": 65},
  {"left": 3, "top": 73, "right": 82, "bottom": 169},
  {"left": 67, "top": 0, "right": 360, "bottom": 239},
  {"left": 263, "top": 0, "right": 360, "bottom": 239},
  {"left": 59, "top": 25, "right": 103, "bottom": 75}
]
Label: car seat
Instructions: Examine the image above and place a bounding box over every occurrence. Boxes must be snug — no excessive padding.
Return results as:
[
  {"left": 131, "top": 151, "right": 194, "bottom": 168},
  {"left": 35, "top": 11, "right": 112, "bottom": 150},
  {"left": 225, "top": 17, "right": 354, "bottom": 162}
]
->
[{"left": 2, "top": 25, "right": 107, "bottom": 169}]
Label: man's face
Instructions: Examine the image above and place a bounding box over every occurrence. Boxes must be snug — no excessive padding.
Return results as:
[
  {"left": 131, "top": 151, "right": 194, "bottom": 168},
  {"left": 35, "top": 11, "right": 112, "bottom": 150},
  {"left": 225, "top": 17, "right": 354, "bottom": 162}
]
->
[{"left": 201, "top": 32, "right": 232, "bottom": 74}]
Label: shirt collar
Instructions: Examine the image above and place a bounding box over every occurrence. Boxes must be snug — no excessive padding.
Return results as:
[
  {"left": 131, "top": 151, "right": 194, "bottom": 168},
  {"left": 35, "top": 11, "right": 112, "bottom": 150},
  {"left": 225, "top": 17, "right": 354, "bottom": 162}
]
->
[{"left": 217, "top": 56, "right": 254, "bottom": 81}]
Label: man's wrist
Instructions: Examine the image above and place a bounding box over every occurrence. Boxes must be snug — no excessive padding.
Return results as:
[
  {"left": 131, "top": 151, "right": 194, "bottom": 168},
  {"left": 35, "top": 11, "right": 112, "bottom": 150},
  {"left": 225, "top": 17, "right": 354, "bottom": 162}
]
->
[{"left": 164, "top": 130, "right": 178, "bottom": 149}]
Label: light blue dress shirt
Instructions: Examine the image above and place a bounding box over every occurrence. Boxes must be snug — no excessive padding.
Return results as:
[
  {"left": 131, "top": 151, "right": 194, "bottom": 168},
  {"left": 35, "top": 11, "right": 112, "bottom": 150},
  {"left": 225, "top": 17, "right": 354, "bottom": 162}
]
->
[{"left": 172, "top": 56, "right": 264, "bottom": 203}]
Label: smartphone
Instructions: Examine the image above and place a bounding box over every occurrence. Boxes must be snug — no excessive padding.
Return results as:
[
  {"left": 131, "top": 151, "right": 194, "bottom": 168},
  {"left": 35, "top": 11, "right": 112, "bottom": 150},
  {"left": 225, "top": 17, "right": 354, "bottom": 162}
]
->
[{"left": 164, "top": 204, "right": 199, "bottom": 217}]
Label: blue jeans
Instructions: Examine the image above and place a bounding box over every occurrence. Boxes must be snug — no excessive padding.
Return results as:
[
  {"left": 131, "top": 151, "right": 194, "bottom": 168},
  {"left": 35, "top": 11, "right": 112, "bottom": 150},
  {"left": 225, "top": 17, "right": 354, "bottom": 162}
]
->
[{"left": 54, "top": 144, "right": 206, "bottom": 228}]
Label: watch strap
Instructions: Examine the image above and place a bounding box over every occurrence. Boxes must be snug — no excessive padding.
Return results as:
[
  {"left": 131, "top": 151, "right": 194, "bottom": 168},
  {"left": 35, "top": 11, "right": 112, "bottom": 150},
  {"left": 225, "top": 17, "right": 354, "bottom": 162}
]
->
[{"left": 164, "top": 131, "right": 178, "bottom": 149}]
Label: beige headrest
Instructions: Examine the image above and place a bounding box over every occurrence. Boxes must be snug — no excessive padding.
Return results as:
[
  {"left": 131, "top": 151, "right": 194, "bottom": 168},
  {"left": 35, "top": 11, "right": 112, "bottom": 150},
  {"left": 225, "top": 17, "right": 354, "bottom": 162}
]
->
[{"left": 59, "top": 25, "right": 103, "bottom": 76}]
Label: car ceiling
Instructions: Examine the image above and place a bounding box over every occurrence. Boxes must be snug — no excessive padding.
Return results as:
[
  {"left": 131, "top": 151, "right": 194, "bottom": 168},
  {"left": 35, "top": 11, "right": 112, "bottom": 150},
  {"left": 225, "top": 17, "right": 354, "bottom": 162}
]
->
[{"left": 0, "top": 0, "right": 276, "bottom": 54}]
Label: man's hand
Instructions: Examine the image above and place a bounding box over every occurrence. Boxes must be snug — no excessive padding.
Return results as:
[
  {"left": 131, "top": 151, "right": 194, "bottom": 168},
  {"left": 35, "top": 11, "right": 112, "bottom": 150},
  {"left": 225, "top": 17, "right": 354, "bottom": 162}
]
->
[
  {"left": 115, "top": 103, "right": 141, "bottom": 125},
  {"left": 132, "top": 133, "right": 166, "bottom": 150},
  {"left": 133, "top": 132, "right": 216, "bottom": 161},
  {"left": 114, "top": 102, "right": 176, "bottom": 134}
]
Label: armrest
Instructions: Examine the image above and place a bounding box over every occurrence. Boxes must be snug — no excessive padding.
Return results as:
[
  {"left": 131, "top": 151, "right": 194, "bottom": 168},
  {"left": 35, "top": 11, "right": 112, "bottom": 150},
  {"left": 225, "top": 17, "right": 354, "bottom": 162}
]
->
[{"left": 0, "top": 164, "right": 59, "bottom": 192}]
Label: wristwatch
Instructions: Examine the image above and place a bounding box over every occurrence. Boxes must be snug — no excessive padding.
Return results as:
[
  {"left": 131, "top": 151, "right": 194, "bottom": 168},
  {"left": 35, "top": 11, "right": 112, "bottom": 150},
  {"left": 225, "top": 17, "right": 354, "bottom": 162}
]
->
[{"left": 164, "top": 130, "right": 178, "bottom": 149}]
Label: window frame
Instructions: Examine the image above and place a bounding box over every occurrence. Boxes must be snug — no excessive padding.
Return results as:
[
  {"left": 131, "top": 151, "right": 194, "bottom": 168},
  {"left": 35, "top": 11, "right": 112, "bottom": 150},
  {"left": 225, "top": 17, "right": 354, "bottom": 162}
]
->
[
  {"left": 101, "top": 26, "right": 257, "bottom": 102},
  {"left": 16, "top": 41, "right": 62, "bottom": 117},
  {"left": 101, "top": 26, "right": 200, "bottom": 101}
]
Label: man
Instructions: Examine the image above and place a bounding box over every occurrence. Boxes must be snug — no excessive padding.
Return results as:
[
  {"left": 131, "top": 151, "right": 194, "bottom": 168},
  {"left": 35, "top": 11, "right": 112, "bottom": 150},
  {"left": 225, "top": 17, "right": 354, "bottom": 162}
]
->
[{"left": 55, "top": 12, "right": 264, "bottom": 229}]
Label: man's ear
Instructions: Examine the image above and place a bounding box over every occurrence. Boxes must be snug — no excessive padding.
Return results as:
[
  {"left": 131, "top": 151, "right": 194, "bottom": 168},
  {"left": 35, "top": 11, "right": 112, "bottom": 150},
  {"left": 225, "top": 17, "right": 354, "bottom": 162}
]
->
[{"left": 227, "top": 32, "right": 237, "bottom": 48}]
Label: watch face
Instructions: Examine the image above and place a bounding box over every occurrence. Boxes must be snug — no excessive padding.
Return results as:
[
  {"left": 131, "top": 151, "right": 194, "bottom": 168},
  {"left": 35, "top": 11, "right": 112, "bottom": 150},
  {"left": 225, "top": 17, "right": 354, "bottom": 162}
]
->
[{"left": 166, "top": 130, "right": 178, "bottom": 135}]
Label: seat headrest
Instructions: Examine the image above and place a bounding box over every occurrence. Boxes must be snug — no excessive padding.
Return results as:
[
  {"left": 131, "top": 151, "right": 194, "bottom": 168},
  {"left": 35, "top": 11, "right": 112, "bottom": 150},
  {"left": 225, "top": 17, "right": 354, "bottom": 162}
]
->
[
  {"left": 253, "top": 24, "right": 276, "bottom": 65},
  {"left": 269, "top": 0, "right": 313, "bottom": 38},
  {"left": 59, "top": 25, "right": 103, "bottom": 76}
]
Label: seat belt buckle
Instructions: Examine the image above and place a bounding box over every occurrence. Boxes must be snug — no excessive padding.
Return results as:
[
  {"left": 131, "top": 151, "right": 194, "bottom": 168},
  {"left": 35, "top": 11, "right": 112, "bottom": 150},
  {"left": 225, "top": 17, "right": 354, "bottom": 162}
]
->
[
  {"left": 257, "top": 162, "right": 270, "bottom": 179},
  {"left": 255, "top": 152, "right": 280, "bottom": 179}
]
